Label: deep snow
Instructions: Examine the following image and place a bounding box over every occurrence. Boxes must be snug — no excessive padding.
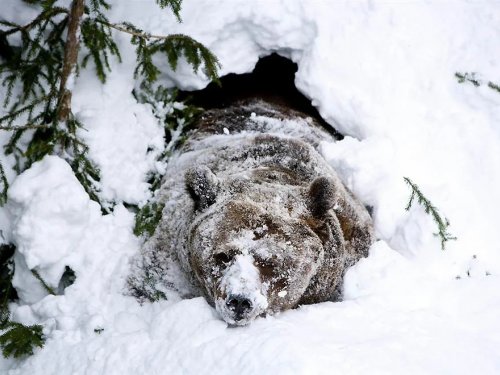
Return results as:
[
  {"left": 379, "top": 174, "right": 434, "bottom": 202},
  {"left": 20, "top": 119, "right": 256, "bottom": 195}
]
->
[{"left": 1, "top": 0, "right": 500, "bottom": 374}]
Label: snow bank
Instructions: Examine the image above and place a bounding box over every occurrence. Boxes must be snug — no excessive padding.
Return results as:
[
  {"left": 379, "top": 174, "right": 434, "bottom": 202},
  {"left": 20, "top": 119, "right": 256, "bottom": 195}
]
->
[
  {"left": 2, "top": 0, "right": 500, "bottom": 374},
  {"left": 8, "top": 156, "right": 99, "bottom": 302}
]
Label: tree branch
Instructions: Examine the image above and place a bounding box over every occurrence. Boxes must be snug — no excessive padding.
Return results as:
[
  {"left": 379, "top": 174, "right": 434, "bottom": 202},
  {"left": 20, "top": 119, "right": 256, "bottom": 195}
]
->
[
  {"left": 101, "top": 21, "right": 198, "bottom": 43},
  {"left": 56, "top": 0, "right": 84, "bottom": 123},
  {"left": 0, "top": 8, "right": 69, "bottom": 36},
  {"left": 0, "top": 124, "right": 48, "bottom": 131}
]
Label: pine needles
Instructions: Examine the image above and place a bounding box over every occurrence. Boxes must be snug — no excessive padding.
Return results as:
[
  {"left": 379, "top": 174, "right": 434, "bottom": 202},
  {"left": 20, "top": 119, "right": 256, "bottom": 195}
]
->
[
  {"left": 455, "top": 72, "right": 500, "bottom": 94},
  {"left": 0, "top": 0, "right": 220, "bottom": 360},
  {"left": 80, "top": 1, "right": 121, "bottom": 83},
  {"left": 0, "top": 244, "right": 17, "bottom": 325},
  {"left": 0, "top": 0, "right": 220, "bottom": 209},
  {"left": 0, "top": 322, "right": 44, "bottom": 358},
  {"left": 156, "top": 0, "right": 182, "bottom": 21},
  {"left": 104, "top": 23, "right": 220, "bottom": 84},
  {"left": 134, "top": 202, "right": 165, "bottom": 237},
  {"left": 132, "top": 82, "right": 201, "bottom": 237},
  {"left": 30, "top": 269, "right": 56, "bottom": 295},
  {"left": 404, "top": 177, "right": 456, "bottom": 250},
  {"left": 0, "top": 243, "right": 45, "bottom": 359},
  {"left": 0, "top": 0, "right": 98, "bottom": 205}
]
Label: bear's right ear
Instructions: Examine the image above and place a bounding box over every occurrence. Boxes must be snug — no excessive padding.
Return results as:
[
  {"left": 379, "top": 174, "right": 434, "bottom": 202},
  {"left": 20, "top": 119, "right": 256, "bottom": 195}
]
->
[
  {"left": 308, "top": 176, "right": 336, "bottom": 218},
  {"left": 185, "top": 166, "right": 220, "bottom": 211}
]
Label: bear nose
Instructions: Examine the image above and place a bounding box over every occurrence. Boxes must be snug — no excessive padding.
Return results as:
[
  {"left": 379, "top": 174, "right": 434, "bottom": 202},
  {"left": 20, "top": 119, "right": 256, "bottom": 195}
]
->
[{"left": 226, "top": 295, "right": 253, "bottom": 319}]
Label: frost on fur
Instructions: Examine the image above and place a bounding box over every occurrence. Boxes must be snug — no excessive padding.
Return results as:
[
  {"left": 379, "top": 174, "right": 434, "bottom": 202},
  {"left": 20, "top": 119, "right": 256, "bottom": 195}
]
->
[{"left": 128, "top": 100, "right": 374, "bottom": 324}]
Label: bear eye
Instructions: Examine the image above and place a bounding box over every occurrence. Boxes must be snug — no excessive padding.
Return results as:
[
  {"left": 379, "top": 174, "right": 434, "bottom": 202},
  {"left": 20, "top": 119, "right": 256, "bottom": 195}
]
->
[
  {"left": 214, "top": 252, "right": 232, "bottom": 265},
  {"left": 255, "top": 257, "right": 277, "bottom": 277}
]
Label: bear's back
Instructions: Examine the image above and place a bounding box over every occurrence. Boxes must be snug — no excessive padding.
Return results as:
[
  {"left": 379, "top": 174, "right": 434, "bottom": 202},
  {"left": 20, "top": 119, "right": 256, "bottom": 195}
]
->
[{"left": 129, "top": 99, "right": 373, "bottom": 306}]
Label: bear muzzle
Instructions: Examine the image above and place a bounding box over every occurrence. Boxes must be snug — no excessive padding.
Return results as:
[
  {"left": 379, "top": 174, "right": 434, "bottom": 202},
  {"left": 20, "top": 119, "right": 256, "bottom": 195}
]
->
[
  {"left": 225, "top": 295, "right": 254, "bottom": 322},
  {"left": 214, "top": 254, "right": 269, "bottom": 326}
]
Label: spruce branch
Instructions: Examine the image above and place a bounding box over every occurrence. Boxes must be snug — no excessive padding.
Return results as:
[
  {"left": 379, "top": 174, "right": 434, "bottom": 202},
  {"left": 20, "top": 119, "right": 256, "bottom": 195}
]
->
[
  {"left": 0, "top": 94, "right": 53, "bottom": 124},
  {"left": 132, "top": 83, "right": 200, "bottom": 236},
  {"left": 455, "top": 72, "right": 480, "bottom": 87},
  {"left": 156, "top": 0, "right": 183, "bottom": 22},
  {"left": 0, "top": 7, "right": 68, "bottom": 37},
  {"left": 0, "top": 163, "right": 7, "bottom": 205},
  {"left": 488, "top": 81, "right": 500, "bottom": 93},
  {"left": 0, "top": 244, "right": 16, "bottom": 326},
  {"left": 455, "top": 72, "right": 500, "bottom": 95},
  {"left": 404, "top": 177, "right": 457, "bottom": 250},
  {"left": 100, "top": 21, "right": 220, "bottom": 83},
  {"left": 0, "top": 322, "right": 44, "bottom": 358},
  {"left": 0, "top": 124, "right": 48, "bottom": 131},
  {"left": 0, "top": 0, "right": 219, "bottom": 212},
  {"left": 30, "top": 269, "right": 56, "bottom": 295},
  {"left": 80, "top": 12, "right": 121, "bottom": 83},
  {"left": 134, "top": 202, "right": 165, "bottom": 237}
]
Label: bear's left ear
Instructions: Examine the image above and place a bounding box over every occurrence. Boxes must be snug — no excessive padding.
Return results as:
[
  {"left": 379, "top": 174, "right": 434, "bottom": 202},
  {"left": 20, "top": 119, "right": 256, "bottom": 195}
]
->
[
  {"left": 185, "top": 166, "right": 220, "bottom": 211},
  {"left": 308, "top": 176, "right": 336, "bottom": 218}
]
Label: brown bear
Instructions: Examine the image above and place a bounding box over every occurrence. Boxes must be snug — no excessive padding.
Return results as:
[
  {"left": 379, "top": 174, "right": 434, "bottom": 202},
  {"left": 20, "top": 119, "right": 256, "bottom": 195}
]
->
[{"left": 129, "top": 100, "right": 374, "bottom": 326}]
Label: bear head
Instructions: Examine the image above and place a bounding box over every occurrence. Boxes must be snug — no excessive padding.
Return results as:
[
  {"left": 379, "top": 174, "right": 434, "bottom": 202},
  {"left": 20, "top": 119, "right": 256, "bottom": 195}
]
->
[{"left": 185, "top": 165, "right": 341, "bottom": 326}]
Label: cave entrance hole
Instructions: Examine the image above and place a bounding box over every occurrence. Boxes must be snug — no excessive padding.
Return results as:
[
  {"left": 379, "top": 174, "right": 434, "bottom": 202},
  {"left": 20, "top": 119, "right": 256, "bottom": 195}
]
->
[{"left": 177, "top": 53, "right": 341, "bottom": 138}]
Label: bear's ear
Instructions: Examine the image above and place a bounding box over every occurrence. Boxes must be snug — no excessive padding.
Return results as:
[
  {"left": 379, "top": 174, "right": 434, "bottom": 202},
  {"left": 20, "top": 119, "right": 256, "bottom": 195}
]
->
[
  {"left": 308, "top": 176, "right": 336, "bottom": 218},
  {"left": 185, "top": 166, "right": 220, "bottom": 211}
]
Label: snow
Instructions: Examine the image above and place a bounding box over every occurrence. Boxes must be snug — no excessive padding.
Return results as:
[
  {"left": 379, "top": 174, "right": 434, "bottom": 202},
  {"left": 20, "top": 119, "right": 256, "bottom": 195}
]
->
[
  {"left": 1, "top": 0, "right": 500, "bottom": 374},
  {"left": 216, "top": 254, "right": 269, "bottom": 326}
]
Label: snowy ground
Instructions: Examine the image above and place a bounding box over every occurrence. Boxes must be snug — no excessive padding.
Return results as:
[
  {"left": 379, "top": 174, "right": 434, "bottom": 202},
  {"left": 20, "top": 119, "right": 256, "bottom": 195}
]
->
[{"left": 2, "top": 0, "right": 500, "bottom": 374}]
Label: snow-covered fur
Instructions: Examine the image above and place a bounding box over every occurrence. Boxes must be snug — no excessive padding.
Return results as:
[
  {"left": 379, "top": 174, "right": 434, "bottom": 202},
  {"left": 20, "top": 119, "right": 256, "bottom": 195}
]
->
[{"left": 129, "top": 100, "right": 374, "bottom": 326}]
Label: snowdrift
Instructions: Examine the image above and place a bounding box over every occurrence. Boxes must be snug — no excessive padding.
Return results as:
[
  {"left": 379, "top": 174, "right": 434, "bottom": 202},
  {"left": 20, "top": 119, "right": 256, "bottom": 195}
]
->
[{"left": 1, "top": 0, "right": 500, "bottom": 373}]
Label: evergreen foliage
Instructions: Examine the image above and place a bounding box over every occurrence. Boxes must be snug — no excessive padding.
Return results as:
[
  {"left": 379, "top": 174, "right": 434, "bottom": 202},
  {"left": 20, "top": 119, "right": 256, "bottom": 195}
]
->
[
  {"left": 455, "top": 72, "right": 480, "bottom": 87},
  {"left": 0, "top": 244, "right": 17, "bottom": 326},
  {"left": 488, "top": 81, "right": 500, "bottom": 94},
  {"left": 132, "top": 82, "right": 201, "bottom": 237},
  {"left": 0, "top": 322, "right": 44, "bottom": 358},
  {"left": 0, "top": 243, "right": 46, "bottom": 359},
  {"left": 0, "top": 0, "right": 219, "bottom": 208},
  {"left": 105, "top": 23, "right": 220, "bottom": 84},
  {"left": 455, "top": 72, "right": 500, "bottom": 94},
  {"left": 404, "top": 177, "right": 457, "bottom": 250},
  {"left": 156, "top": 0, "right": 182, "bottom": 21},
  {"left": 133, "top": 82, "right": 201, "bottom": 158},
  {"left": 0, "top": 243, "right": 78, "bottom": 359},
  {"left": 30, "top": 269, "right": 56, "bottom": 295},
  {"left": 0, "top": 0, "right": 219, "bottom": 359},
  {"left": 80, "top": 1, "right": 122, "bottom": 83},
  {"left": 134, "top": 202, "right": 165, "bottom": 237},
  {"left": 129, "top": 267, "right": 167, "bottom": 303}
]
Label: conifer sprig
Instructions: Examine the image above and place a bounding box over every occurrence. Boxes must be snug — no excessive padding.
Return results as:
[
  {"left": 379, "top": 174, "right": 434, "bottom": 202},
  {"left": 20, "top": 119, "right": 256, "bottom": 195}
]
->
[
  {"left": 0, "top": 0, "right": 219, "bottom": 209},
  {"left": 0, "top": 164, "right": 8, "bottom": 204},
  {"left": 0, "top": 244, "right": 16, "bottom": 324},
  {"left": 0, "top": 0, "right": 219, "bottom": 360},
  {"left": 30, "top": 269, "right": 56, "bottom": 295},
  {"left": 0, "top": 322, "right": 44, "bottom": 358},
  {"left": 0, "top": 243, "right": 45, "bottom": 359},
  {"left": 101, "top": 22, "right": 220, "bottom": 83},
  {"left": 80, "top": 5, "right": 121, "bottom": 83},
  {"left": 404, "top": 177, "right": 457, "bottom": 250},
  {"left": 488, "top": 81, "right": 500, "bottom": 94},
  {"left": 156, "top": 0, "right": 182, "bottom": 21},
  {"left": 455, "top": 72, "right": 500, "bottom": 94}
]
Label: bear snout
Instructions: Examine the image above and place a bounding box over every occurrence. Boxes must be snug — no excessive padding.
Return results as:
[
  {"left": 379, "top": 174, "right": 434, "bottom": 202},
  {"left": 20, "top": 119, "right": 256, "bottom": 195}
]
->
[
  {"left": 215, "top": 254, "right": 269, "bottom": 325},
  {"left": 226, "top": 295, "right": 253, "bottom": 321}
]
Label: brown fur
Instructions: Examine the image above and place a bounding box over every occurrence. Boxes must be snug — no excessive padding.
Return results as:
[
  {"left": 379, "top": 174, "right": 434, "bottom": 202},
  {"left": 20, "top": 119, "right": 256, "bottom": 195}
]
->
[{"left": 129, "top": 99, "right": 375, "bottom": 325}]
